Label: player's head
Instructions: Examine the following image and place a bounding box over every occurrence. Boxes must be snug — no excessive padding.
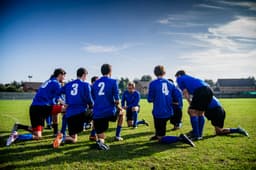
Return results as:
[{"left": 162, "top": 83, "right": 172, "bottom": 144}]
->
[
  {"left": 101, "top": 64, "right": 112, "bottom": 76},
  {"left": 127, "top": 82, "right": 135, "bottom": 92},
  {"left": 77, "top": 67, "right": 88, "bottom": 81},
  {"left": 175, "top": 70, "right": 186, "bottom": 77},
  {"left": 91, "top": 76, "right": 99, "bottom": 84},
  {"left": 154, "top": 65, "right": 166, "bottom": 77},
  {"left": 51, "top": 68, "right": 66, "bottom": 83}
]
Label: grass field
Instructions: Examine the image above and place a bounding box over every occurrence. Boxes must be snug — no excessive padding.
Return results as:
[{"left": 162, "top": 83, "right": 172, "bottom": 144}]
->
[{"left": 0, "top": 99, "right": 255, "bottom": 170}]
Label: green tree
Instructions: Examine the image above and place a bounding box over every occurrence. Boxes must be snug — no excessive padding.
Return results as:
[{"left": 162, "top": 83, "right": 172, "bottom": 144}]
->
[{"left": 141, "top": 75, "right": 152, "bottom": 81}]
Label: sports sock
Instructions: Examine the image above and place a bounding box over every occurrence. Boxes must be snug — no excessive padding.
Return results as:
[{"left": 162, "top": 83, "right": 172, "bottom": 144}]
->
[
  {"left": 115, "top": 125, "right": 122, "bottom": 137},
  {"left": 17, "top": 133, "right": 33, "bottom": 141},
  {"left": 136, "top": 120, "right": 144, "bottom": 125},
  {"left": 160, "top": 136, "right": 179, "bottom": 144},
  {"left": 190, "top": 116, "right": 199, "bottom": 137},
  {"left": 17, "top": 124, "right": 31, "bottom": 132},
  {"left": 90, "top": 129, "right": 96, "bottom": 136},
  {"left": 198, "top": 116, "right": 205, "bottom": 137},
  {"left": 52, "top": 124, "right": 58, "bottom": 135},
  {"left": 132, "top": 111, "right": 138, "bottom": 127},
  {"left": 46, "top": 115, "right": 52, "bottom": 126},
  {"left": 230, "top": 128, "right": 239, "bottom": 133},
  {"left": 60, "top": 115, "right": 67, "bottom": 135}
]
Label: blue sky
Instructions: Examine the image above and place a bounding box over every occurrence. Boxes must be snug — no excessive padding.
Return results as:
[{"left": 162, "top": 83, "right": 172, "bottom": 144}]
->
[{"left": 1, "top": 0, "right": 256, "bottom": 83}]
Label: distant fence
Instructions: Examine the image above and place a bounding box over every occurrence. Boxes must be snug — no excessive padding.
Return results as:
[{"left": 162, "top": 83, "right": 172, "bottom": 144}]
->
[{"left": 0, "top": 92, "right": 35, "bottom": 100}]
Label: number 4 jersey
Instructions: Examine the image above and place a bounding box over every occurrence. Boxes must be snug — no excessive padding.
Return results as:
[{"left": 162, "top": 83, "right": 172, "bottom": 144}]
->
[
  {"left": 147, "top": 78, "right": 178, "bottom": 118},
  {"left": 61, "top": 79, "right": 94, "bottom": 118},
  {"left": 92, "top": 76, "right": 120, "bottom": 119}
]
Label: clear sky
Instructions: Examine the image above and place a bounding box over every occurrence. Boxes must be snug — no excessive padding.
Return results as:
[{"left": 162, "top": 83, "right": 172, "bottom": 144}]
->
[{"left": 1, "top": 0, "right": 256, "bottom": 83}]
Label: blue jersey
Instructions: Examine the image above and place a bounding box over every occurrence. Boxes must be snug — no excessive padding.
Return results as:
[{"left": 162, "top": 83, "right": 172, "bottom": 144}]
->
[
  {"left": 173, "top": 86, "right": 183, "bottom": 109},
  {"left": 208, "top": 96, "right": 221, "bottom": 109},
  {"left": 61, "top": 79, "right": 94, "bottom": 118},
  {"left": 121, "top": 90, "right": 140, "bottom": 108},
  {"left": 176, "top": 75, "right": 209, "bottom": 94},
  {"left": 147, "top": 78, "right": 178, "bottom": 118},
  {"left": 32, "top": 78, "right": 62, "bottom": 106},
  {"left": 92, "top": 76, "right": 119, "bottom": 119}
]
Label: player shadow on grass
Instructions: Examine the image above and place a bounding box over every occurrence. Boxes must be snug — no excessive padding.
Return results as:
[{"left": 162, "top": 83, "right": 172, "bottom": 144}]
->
[{"left": 0, "top": 131, "right": 192, "bottom": 169}]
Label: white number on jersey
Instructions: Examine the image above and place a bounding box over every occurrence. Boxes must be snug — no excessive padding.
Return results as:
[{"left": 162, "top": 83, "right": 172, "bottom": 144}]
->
[
  {"left": 162, "top": 82, "right": 169, "bottom": 96},
  {"left": 98, "top": 82, "right": 105, "bottom": 96},
  {"left": 71, "top": 83, "right": 79, "bottom": 96}
]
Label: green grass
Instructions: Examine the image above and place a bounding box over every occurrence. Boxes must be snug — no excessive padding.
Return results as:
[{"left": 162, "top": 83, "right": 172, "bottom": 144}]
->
[{"left": 0, "top": 99, "right": 256, "bottom": 170}]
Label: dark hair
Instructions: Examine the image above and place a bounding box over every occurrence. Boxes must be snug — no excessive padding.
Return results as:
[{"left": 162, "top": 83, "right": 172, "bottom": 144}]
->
[
  {"left": 77, "top": 67, "right": 88, "bottom": 77},
  {"left": 168, "top": 79, "right": 174, "bottom": 83},
  {"left": 51, "top": 68, "right": 66, "bottom": 78},
  {"left": 101, "top": 64, "right": 112, "bottom": 75},
  {"left": 175, "top": 70, "right": 186, "bottom": 77},
  {"left": 154, "top": 65, "right": 165, "bottom": 76},
  {"left": 91, "top": 76, "right": 99, "bottom": 84}
]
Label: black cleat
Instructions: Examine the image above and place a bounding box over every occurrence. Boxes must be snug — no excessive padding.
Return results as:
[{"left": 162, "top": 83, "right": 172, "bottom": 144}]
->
[
  {"left": 149, "top": 135, "right": 159, "bottom": 141},
  {"left": 237, "top": 127, "right": 249, "bottom": 137},
  {"left": 142, "top": 119, "right": 149, "bottom": 126},
  {"left": 96, "top": 141, "right": 110, "bottom": 150},
  {"left": 179, "top": 134, "right": 195, "bottom": 147}
]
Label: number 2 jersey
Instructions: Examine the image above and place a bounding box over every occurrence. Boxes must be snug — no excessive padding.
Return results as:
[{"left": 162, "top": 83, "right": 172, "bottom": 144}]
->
[
  {"left": 92, "top": 76, "right": 119, "bottom": 119},
  {"left": 61, "top": 79, "right": 94, "bottom": 118}
]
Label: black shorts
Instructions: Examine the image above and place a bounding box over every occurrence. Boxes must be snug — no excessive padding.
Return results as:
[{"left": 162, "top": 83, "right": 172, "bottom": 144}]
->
[
  {"left": 93, "top": 117, "right": 110, "bottom": 134},
  {"left": 153, "top": 117, "right": 169, "bottom": 136},
  {"left": 170, "top": 105, "right": 182, "bottom": 125},
  {"left": 29, "top": 105, "right": 52, "bottom": 129},
  {"left": 126, "top": 108, "right": 133, "bottom": 121},
  {"left": 67, "top": 112, "right": 90, "bottom": 136},
  {"left": 190, "top": 86, "right": 213, "bottom": 111},
  {"left": 205, "top": 107, "right": 225, "bottom": 128}
]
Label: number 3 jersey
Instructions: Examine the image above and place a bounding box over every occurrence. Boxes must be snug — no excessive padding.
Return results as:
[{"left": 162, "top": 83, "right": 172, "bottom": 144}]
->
[
  {"left": 147, "top": 78, "right": 178, "bottom": 118},
  {"left": 92, "top": 76, "right": 120, "bottom": 119},
  {"left": 61, "top": 79, "right": 94, "bottom": 118}
]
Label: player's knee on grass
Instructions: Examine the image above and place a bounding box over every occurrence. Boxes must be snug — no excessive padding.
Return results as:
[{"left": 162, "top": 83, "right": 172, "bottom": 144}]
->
[{"left": 127, "top": 120, "right": 133, "bottom": 127}]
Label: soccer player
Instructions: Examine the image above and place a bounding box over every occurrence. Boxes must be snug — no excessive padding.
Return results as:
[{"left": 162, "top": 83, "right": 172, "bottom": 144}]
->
[
  {"left": 6, "top": 68, "right": 66, "bottom": 146},
  {"left": 92, "top": 64, "right": 124, "bottom": 150},
  {"left": 204, "top": 96, "right": 249, "bottom": 137},
  {"left": 121, "top": 82, "right": 149, "bottom": 128},
  {"left": 175, "top": 70, "right": 213, "bottom": 140},
  {"left": 53, "top": 67, "right": 94, "bottom": 148},
  {"left": 168, "top": 79, "right": 183, "bottom": 130},
  {"left": 147, "top": 65, "right": 194, "bottom": 147},
  {"left": 88, "top": 76, "right": 99, "bottom": 141}
]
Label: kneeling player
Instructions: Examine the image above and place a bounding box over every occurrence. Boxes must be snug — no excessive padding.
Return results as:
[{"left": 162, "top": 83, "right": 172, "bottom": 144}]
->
[
  {"left": 6, "top": 68, "right": 66, "bottom": 146},
  {"left": 53, "top": 67, "right": 94, "bottom": 148},
  {"left": 205, "top": 96, "right": 249, "bottom": 137},
  {"left": 121, "top": 82, "right": 149, "bottom": 128}
]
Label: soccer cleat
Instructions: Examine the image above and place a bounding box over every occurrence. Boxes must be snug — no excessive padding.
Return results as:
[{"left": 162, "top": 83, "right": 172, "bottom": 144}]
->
[
  {"left": 237, "top": 127, "right": 249, "bottom": 137},
  {"left": 143, "top": 119, "right": 149, "bottom": 126},
  {"left": 185, "top": 130, "right": 194, "bottom": 138},
  {"left": 179, "top": 134, "right": 195, "bottom": 147},
  {"left": 89, "top": 135, "right": 97, "bottom": 141},
  {"left": 6, "top": 131, "right": 18, "bottom": 146},
  {"left": 53, "top": 133, "right": 63, "bottom": 148},
  {"left": 96, "top": 141, "right": 110, "bottom": 150},
  {"left": 149, "top": 135, "right": 159, "bottom": 141},
  {"left": 11, "top": 123, "right": 19, "bottom": 132},
  {"left": 115, "top": 136, "right": 123, "bottom": 141},
  {"left": 185, "top": 131, "right": 202, "bottom": 141}
]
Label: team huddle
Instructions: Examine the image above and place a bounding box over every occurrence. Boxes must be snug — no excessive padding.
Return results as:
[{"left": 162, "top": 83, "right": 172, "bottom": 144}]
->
[{"left": 6, "top": 64, "right": 249, "bottom": 150}]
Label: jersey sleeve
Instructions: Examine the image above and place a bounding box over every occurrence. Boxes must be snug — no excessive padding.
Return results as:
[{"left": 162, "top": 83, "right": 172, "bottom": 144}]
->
[
  {"left": 113, "top": 80, "right": 120, "bottom": 101},
  {"left": 121, "top": 91, "right": 126, "bottom": 107},
  {"left": 134, "top": 91, "right": 140, "bottom": 106},
  {"left": 86, "top": 83, "right": 94, "bottom": 108}
]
